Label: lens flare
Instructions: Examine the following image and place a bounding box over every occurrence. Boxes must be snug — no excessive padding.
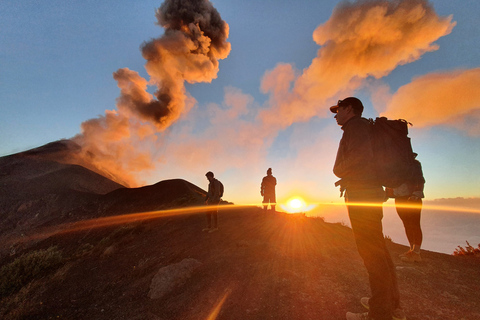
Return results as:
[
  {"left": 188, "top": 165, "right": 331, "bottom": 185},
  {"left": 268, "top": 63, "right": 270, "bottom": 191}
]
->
[{"left": 206, "top": 289, "right": 231, "bottom": 320}]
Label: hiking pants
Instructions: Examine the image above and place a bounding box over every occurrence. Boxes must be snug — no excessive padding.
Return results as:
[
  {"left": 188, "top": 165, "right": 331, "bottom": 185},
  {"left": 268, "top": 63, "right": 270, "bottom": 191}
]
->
[
  {"left": 346, "top": 188, "right": 400, "bottom": 320},
  {"left": 206, "top": 200, "right": 220, "bottom": 228},
  {"left": 262, "top": 193, "right": 276, "bottom": 211}
]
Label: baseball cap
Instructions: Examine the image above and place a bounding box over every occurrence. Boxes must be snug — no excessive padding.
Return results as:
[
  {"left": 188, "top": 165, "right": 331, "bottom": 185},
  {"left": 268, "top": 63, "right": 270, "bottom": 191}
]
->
[{"left": 330, "top": 97, "right": 364, "bottom": 114}]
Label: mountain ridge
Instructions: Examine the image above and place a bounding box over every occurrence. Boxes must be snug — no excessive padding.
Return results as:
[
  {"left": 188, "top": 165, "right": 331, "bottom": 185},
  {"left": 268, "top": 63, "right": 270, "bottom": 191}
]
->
[
  {"left": 0, "top": 141, "right": 211, "bottom": 259},
  {"left": 1, "top": 140, "right": 479, "bottom": 319}
]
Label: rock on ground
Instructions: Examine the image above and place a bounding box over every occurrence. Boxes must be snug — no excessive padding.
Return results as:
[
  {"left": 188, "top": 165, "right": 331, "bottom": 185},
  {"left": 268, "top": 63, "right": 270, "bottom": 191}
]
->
[{"left": 148, "top": 258, "right": 202, "bottom": 300}]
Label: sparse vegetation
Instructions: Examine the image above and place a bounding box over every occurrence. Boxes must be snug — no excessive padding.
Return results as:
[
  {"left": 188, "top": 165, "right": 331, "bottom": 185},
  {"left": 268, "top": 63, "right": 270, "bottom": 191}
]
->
[
  {"left": 0, "top": 246, "right": 63, "bottom": 297},
  {"left": 453, "top": 241, "right": 480, "bottom": 256},
  {"left": 74, "top": 243, "right": 95, "bottom": 258}
]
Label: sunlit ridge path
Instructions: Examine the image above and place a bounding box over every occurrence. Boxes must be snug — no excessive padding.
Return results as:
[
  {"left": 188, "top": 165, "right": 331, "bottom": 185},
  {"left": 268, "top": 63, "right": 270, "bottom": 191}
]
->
[
  {"left": 8, "top": 201, "right": 479, "bottom": 246},
  {"left": 8, "top": 204, "right": 254, "bottom": 245}
]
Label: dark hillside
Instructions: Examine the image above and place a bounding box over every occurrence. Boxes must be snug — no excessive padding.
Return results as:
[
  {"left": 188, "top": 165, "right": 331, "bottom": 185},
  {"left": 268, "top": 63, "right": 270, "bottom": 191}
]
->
[
  {"left": 0, "top": 141, "right": 125, "bottom": 245},
  {"left": 0, "top": 142, "right": 213, "bottom": 260},
  {"left": 99, "top": 179, "right": 210, "bottom": 216},
  {"left": 0, "top": 154, "right": 124, "bottom": 197},
  {"left": 1, "top": 208, "right": 479, "bottom": 320},
  {"left": 1, "top": 141, "right": 479, "bottom": 319}
]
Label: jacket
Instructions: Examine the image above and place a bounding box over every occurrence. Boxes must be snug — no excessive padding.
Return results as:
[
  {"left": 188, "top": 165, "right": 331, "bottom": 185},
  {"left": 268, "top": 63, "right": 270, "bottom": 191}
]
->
[
  {"left": 261, "top": 175, "right": 277, "bottom": 196},
  {"left": 333, "top": 116, "right": 380, "bottom": 190},
  {"left": 206, "top": 178, "right": 222, "bottom": 204}
]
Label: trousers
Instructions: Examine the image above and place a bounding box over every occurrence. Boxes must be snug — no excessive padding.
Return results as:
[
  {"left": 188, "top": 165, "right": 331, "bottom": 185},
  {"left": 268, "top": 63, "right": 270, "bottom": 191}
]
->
[
  {"left": 206, "top": 200, "right": 220, "bottom": 228},
  {"left": 346, "top": 187, "right": 400, "bottom": 320},
  {"left": 262, "top": 193, "right": 276, "bottom": 211}
]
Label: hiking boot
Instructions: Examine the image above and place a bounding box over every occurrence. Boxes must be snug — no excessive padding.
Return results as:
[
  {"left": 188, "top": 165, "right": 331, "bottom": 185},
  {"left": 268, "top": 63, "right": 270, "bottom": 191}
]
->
[
  {"left": 360, "top": 297, "right": 370, "bottom": 309},
  {"left": 346, "top": 312, "right": 372, "bottom": 320},
  {"left": 360, "top": 297, "right": 406, "bottom": 320},
  {"left": 399, "top": 250, "right": 412, "bottom": 258},
  {"left": 208, "top": 227, "right": 219, "bottom": 233},
  {"left": 202, "top": 227, "right": 211, "bottom": 232},
  {"left": 392, "top": 309, "right": 407, "bottom": 320},
  {"left": 400, "top": 250, "right": 421, "bottom": 262}
]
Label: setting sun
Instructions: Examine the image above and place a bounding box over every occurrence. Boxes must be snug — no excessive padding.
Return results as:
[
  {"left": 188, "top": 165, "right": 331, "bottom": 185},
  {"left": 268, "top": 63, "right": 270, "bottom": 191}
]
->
[
  {"left": 289, "top": 198, "right": 303, "bottom": 209},
  {"left": 280, "top": 196, "right": 316, "bottom": 214}
]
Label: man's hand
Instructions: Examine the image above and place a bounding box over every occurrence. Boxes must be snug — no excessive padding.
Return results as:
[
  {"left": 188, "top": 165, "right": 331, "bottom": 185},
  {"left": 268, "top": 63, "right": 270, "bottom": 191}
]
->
[
  {"left": 409, "top": 191, "right": 423, "bottom": 201},
  {"left": 339, "top": 185, "right": 346, "bottom": 197}
]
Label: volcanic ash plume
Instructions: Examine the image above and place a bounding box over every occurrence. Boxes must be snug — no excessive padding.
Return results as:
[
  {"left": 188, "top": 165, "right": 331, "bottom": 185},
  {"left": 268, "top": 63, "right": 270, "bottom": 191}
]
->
[
  {"left": 121, "top": 0, "right": 231, "bottom": 129},
  {"left": 259, "top": 0, "right": 455, "bottom": 129},
  {"left": 382, "top": 68, "right": 480, "bottom": 135},
  {"left": 73, "top": 0, "right": 231, "bottom": 186}
]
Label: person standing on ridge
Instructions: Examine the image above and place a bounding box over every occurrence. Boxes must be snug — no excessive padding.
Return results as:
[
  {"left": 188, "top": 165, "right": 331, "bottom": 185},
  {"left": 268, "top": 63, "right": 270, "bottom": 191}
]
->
[
  {"left": 386, "top": 158, "right": 425, "bottom": 262},
  {"left": 260, "top": 168, "right": 277, "bottom": 212},
  {"left": 204, "top": 171, "right": 223, "bottom": 233},
  {"left": 330, "top": 97, "right": 405, "bottom": 320}
]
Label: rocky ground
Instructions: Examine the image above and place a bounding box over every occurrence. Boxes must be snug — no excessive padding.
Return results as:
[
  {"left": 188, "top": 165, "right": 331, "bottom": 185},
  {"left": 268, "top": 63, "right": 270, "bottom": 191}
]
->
[{"left": 1, "top": 207, "right": 479, "bottom": 320}]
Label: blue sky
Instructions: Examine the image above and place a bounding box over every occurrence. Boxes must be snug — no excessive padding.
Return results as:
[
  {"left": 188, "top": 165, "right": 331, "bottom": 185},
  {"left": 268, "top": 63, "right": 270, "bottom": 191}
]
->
[{"left": 1, "top": 0, "right": 480, "bottom": 206}]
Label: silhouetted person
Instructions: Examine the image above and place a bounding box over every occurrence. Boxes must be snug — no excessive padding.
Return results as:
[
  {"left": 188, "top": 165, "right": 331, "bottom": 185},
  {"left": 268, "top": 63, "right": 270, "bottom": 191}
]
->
[
  {"left": 204, "top": 171, "right": 222, "bottom": 233},
  {"left": 386, "top": 158, "right": 425, "bottom": 263},
  {"left": 260, "top": 168, "right": 277, "bottom": 212},
  {"left": 330, "top": 97, "right": 405, "bottom": 320}
]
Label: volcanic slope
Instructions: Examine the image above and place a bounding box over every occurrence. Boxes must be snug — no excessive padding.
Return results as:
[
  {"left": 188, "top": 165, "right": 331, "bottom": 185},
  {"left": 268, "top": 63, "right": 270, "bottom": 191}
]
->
[
  {"left": 0, "top": 140, "right": 125, "bottom": 239},
  {"left": 0, "top": 140, "right": 210, "bottom": 257}
]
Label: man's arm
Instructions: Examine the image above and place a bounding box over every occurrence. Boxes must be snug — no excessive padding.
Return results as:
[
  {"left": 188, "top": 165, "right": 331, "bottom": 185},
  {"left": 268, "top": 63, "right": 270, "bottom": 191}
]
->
[{"left": 205, "top": 182, "right": 211, "bottom": 203}]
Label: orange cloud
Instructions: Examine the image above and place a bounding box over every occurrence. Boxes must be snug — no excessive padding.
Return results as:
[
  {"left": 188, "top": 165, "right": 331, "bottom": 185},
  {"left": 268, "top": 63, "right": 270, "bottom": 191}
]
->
[
  {"left": 259, "top": 0, "right": 455, "bottom": 129},
  {"left": 382, "top": 68, "right": 480, "bottom": 134}
]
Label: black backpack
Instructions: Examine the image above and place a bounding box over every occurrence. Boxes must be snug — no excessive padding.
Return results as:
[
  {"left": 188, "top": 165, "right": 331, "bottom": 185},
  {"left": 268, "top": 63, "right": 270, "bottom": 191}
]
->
[
  {"left": 216, "top": 179, "right": 224, "bottom": 198},
  {"left": 370, "top": 117, "right": 416, "bottom": 188}
]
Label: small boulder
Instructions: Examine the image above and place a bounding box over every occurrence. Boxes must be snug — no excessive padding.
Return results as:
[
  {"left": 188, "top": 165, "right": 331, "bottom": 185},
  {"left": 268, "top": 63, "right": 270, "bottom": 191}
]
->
[{"left": 148, "top": 258, "right": 202, "bottom": 300}]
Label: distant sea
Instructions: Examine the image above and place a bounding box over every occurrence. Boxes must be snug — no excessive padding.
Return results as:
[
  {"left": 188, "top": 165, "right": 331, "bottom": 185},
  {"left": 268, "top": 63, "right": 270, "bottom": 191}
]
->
[{"left": 311, "top": 199, "right": 480, "bottom": 255}]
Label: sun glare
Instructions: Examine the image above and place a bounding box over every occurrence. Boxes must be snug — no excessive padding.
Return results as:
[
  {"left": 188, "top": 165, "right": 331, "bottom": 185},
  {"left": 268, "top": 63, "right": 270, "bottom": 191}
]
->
[
  {"left": 280, "top": 196, "right": 316, "bottom": 214},
  {"left": 289, "top": 198, "right": 303, "bottom": 209}
]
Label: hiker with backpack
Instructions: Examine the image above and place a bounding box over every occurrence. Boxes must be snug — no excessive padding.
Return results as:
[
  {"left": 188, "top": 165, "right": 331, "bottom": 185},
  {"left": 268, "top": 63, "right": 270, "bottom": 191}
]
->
[
  {"left": 386, "top": 158, "right": 425, "bottom": 263},
  {"left": 204, "top": 171, "right": 223, "bottom": 233},
  {"left": 330, "top": 97, "right": 405, "bottom": 320},
  {"left": 260, "top": 168, "right": 277, "bottom": 212}
]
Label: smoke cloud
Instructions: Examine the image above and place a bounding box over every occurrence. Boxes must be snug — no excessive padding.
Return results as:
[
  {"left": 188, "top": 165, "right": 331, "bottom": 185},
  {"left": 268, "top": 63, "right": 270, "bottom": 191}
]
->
[
  {"left": 73, "top": 0, "right": 231, "bottom": 186},
  {"left": 146, "top": 0, "right": 462, "bottom": 201},
  {"left": 138, "top": 0, "right": 230, "bottom": 129},
  {"left": 66, "top": 0, "right": 469, "bottom": 197},
  {"left": 381, "top": 68, "right": 480, "bottom": 135},
  {"left": 259, "top": 0, "right": 455, "bottom": 129},
  {"left": 72, "top": 111, "right": 159, "bottom": 186}
]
